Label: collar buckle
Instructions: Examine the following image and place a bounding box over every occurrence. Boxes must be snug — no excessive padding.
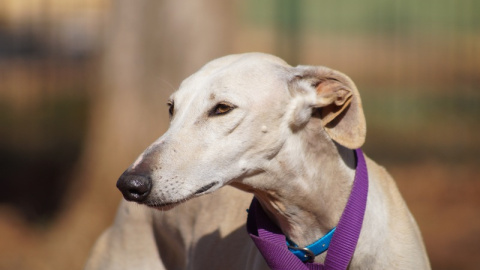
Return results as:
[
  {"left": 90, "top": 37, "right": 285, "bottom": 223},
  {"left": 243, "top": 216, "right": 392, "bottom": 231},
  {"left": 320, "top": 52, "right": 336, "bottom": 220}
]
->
[
  {"left": 286, "top": 246, "right": 315, "bottom": 263},
  {"left": 286, "top": 226, "right": 336, "bottom": 263}
]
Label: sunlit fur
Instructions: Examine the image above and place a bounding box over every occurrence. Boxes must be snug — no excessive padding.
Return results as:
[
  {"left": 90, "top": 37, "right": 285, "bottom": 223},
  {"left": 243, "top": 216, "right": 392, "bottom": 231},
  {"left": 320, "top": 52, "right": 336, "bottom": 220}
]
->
[{"left": 87, "top": 53, "right": 430, "bottom": 270}]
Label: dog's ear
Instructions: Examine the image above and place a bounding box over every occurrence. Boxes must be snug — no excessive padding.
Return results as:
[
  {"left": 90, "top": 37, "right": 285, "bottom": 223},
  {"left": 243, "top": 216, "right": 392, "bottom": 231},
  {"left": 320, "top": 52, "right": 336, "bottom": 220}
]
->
[{"left": 292, "top": 66, "right": 366, "bottom": 149}]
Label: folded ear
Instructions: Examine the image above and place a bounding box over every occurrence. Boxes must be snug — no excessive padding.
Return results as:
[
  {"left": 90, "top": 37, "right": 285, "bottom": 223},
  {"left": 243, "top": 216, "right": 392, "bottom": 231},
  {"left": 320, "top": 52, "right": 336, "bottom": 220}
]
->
[{"left": 293, "top": 66, "right": 366, "bottom": 149}]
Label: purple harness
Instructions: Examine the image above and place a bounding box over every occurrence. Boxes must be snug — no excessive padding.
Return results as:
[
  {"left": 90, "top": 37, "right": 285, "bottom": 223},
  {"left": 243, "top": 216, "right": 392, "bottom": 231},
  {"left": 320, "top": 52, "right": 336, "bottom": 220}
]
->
[{"left": 246, "top": 149, "right": 369, "bottom": 270}]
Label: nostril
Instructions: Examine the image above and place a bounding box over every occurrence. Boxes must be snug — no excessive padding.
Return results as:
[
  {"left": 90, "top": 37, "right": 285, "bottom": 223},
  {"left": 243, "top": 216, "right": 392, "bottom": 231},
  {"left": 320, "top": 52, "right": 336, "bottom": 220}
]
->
[
  {"left": 129, "top": 188, "right": 141, "bottom": 195},
  {"left": 116, "top": 174, "right": 152, "bottom": 202},
  {"left": 129, "top": 178, "right": 150, "bottom": 194}
]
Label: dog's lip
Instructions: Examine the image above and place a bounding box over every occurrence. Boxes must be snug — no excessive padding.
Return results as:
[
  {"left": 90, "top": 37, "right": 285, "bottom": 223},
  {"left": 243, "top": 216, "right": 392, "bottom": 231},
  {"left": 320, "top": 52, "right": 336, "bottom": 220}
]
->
[
  {"left": 144, "top": 181, "right": 220, "bottom": 210},
  {"left": 193, "top": 181, "right": 218, "bottom": 195}
]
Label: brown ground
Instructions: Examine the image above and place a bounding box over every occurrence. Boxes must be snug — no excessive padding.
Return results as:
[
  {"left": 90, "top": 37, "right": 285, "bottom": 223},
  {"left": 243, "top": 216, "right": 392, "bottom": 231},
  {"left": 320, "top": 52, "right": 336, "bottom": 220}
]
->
[
  {"left": 391, "top": 162, "right": 480, "bottom": 270},
  {"left": 0, "top": 161, "right": 479, "bottom": 269}
]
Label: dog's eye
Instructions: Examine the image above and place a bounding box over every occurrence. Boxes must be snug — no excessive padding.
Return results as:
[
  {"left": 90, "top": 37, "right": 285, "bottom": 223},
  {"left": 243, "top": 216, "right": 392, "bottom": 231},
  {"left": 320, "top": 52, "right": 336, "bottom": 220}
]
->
[
  {"left": 167, "top": 101, "right": 174, "bottom": 117},
  {"left": 209, "top": 102, "right": 236, "bottom": 116}
]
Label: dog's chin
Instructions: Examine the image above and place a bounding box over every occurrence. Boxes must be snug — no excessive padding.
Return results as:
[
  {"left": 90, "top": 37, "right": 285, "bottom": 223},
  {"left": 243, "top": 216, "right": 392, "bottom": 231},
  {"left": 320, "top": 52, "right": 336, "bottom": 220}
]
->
[{"left": 149, "top": 202, "right": 180, "bottom": 211}]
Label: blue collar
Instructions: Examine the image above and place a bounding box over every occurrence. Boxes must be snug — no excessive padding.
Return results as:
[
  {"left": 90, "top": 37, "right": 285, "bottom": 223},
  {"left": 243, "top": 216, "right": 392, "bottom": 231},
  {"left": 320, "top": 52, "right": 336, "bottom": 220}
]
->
[{"left": 286, "top": 227, "right": 337, "bottom": 262}]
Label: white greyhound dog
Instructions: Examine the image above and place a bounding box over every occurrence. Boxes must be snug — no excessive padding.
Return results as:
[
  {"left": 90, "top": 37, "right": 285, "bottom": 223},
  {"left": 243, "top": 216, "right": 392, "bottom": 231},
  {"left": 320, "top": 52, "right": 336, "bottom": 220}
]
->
[{"left": 86, "top": 53, "right": 430, "bottom": 269}]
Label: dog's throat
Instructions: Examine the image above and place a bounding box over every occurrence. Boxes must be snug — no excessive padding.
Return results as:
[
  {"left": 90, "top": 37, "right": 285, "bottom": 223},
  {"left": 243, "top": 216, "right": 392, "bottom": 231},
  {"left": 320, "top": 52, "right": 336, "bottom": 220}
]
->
[{"left": 246, "top": 148, "right": 368, "bottom": 268}]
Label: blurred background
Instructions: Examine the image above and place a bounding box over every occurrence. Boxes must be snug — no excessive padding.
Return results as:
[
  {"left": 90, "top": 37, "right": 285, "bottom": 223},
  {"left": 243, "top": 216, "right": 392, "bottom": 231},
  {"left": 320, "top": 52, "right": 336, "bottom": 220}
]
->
[{"left": 0, "top": 0, "right": 478, "bottom": 269}]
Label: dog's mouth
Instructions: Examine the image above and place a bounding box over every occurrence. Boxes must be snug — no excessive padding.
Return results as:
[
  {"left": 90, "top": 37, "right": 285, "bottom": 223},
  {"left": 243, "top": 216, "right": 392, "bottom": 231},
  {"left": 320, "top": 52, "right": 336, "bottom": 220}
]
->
[
  {"left": 193, "top": 181, "right": 218, "bottom": 195},
  {"left": 145, "top": 181, "right": 219, "bottom": 210}
]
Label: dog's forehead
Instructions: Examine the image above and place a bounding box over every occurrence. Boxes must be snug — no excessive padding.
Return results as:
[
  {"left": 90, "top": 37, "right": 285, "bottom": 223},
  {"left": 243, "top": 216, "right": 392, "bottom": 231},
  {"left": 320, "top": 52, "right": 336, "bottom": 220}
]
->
[
  {"left": 173, "top": 53, "right": 292, "bottom": 101},
  {"left": 200, "top": 53, "right": 290, "bottom": 75}
]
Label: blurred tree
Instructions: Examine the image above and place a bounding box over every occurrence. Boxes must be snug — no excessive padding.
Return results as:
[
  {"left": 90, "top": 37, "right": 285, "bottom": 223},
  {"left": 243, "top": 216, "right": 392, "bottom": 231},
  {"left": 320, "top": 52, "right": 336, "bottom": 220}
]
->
[
  {"left": 275, "top": 0, "right": 301, "bottom": 65},
  {"left": 35, "top": 0, "right": 237, "bottom": 269}
]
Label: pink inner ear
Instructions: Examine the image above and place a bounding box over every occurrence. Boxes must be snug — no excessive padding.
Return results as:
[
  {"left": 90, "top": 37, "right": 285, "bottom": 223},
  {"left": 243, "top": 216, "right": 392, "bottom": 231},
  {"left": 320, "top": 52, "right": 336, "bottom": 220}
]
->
[
  {"left": 321, "top": 96, "right": 353, "bottom": 126},
  {"left": 314, "top": 79, "right": 334, "bottom": 95},
  {"left": 314, "top": 78, "right": 353, "bottom": 126}
]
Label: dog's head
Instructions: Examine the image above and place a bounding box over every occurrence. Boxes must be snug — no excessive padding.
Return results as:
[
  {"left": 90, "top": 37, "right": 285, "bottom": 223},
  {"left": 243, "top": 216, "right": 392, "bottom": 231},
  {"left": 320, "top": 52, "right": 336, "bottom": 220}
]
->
[{"left": 116, "top": 53, "right": 366, "bottom": 209}]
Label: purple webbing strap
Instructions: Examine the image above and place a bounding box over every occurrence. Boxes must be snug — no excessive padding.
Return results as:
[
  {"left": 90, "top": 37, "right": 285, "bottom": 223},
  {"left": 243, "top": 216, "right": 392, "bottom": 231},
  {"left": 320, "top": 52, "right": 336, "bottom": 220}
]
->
[
  {"left": 247, "top": 198, "right": 323, "bottom": 270},
  {"left": 323, "top": 149, "right": 368, "bottom": 269},
  {"left": 247, "top": 149, "right": 369, "bottom": 270}
]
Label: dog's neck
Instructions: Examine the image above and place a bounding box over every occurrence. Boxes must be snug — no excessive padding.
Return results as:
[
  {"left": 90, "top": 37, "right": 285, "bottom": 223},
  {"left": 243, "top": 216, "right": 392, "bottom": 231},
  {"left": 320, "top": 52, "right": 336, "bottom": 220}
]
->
[{"left": 234, "top": 121, "right": 357, "bottom": 248}]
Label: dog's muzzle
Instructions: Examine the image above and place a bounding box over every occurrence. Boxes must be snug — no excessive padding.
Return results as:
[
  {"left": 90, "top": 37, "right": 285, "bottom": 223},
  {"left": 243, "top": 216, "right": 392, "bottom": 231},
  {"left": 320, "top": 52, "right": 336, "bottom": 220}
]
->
[{"left": 116, "top": 173, "right": 152, "bottom": 202}]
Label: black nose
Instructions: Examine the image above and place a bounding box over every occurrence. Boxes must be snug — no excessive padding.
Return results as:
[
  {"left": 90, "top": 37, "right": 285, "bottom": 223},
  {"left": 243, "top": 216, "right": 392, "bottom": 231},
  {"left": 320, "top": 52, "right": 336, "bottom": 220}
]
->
[{"left": 116, "top": 173, "right": 152, "bottom": 202}]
